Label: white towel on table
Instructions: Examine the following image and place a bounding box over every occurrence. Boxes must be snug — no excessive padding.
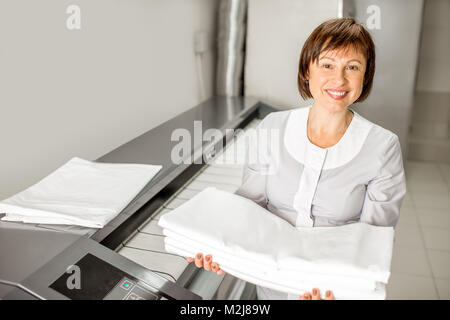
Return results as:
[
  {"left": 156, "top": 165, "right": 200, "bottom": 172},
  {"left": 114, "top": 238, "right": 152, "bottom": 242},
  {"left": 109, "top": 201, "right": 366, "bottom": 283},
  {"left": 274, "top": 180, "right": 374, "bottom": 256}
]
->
[
  {"left": 0, "top": 157, "right": 162, "bottom": 228},
  {"left": 158, "top": 187, "right": 395, "bottom": 300}
]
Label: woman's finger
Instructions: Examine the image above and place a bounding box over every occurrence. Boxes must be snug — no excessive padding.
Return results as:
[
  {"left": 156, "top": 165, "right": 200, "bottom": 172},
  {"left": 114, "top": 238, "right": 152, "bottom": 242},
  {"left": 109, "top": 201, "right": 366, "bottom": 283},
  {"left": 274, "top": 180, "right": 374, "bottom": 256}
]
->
[
  {"left": 324, "top": 290, "right": 335, "bottom": 300},
  {"left": 216, "top": 268, "right": 225, "bottom": 275},
  {"left": 204, "top": 254, "right": 212, "bottom": 271},
  {"left": 302, "top": 292, "right": 311, "bottom": 300},
  {"left": 186, "top": 257, "right": 194, "bottom": 263},
  {"left": 311, "top": 288, "right": 321, "bottom": 300},
  {"left": 194, "top": 253, "right": 203, "bottom": 268},
  {"left": 211, "top": 262, "right": 219, "bottom": 273}
]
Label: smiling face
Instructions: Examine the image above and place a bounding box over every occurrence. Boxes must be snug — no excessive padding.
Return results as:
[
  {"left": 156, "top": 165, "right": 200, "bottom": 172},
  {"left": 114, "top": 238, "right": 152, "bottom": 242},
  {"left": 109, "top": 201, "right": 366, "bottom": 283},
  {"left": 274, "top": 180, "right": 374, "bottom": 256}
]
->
[{"left": 306, "top": 46, "right": 367, "bottom": 113}]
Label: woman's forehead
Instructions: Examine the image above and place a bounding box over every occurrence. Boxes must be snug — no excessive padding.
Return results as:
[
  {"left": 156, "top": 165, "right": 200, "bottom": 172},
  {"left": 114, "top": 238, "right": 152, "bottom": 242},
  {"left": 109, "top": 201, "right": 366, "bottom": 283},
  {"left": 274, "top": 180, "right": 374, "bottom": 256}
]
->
[{"left": 318, "top": 46, "right": 366, "bottom": 63}]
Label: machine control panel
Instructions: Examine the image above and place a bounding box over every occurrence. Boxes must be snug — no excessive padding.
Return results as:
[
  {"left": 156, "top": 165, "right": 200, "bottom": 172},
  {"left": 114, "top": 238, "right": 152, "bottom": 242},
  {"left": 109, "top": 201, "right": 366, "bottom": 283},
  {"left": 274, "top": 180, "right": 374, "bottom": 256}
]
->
[
  {"left": 106, "top": 278, "right": 158, "bottom": 300},
  {"left": 49, "top": 253, "right": 159, "bottom": 300},
  {"left": 3, "top": 236, "right": 201, "bottom": 300}
]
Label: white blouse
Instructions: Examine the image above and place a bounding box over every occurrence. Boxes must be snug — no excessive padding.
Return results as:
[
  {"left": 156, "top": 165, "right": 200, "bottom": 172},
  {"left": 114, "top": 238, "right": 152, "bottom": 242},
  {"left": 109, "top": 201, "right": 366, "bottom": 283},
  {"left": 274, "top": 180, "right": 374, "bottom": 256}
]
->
[{"left": 235, "top": 105, "right": 407, "bottom": 300}]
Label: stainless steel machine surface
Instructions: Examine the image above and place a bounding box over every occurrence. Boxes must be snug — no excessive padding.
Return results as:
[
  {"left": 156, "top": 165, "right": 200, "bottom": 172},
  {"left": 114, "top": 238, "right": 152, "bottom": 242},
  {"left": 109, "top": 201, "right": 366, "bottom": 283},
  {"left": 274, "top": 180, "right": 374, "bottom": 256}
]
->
[{"left": 0, "top": 96, "right": 276, "bottom": 300}]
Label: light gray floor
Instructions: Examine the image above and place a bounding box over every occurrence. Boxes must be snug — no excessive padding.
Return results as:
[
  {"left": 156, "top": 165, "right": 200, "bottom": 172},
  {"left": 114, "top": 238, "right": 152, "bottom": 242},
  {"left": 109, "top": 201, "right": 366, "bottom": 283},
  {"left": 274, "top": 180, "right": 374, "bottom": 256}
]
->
[{"left": 386, "top": 161, "right": 450, "bottom": 299}]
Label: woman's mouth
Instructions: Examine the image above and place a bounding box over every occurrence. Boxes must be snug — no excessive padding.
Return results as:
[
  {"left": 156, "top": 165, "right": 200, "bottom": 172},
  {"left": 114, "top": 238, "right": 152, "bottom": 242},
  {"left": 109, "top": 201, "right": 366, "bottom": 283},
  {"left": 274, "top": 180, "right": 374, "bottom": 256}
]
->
[{"left": 326, "top": 89, "right": 348, "bottom": 100}]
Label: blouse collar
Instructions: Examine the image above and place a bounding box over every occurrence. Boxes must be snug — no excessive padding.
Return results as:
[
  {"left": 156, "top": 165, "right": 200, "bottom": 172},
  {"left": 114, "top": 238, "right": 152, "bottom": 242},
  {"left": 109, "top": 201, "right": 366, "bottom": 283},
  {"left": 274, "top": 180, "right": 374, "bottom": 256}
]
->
[{"left": 283, "top": 105, "right": 373, "bottom": 170}]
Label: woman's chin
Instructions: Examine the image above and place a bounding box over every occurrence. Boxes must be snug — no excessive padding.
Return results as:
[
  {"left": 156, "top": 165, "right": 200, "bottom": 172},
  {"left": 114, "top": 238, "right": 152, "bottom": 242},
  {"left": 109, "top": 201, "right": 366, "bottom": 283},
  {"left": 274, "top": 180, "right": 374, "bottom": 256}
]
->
[{"left": 315, "top": 97, "right": 351, "bottom": 112}]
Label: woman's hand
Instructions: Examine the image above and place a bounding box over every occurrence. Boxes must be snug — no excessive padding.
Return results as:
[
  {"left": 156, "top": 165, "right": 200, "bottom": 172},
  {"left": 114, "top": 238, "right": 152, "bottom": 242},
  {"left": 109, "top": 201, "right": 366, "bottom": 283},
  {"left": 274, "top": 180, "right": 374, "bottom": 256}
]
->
[
  {"left": 186, "top": 253, "right": 225, "bottom": 275},
  {"left": 300, "top": 288, "right": 335, "bottom": 300}
]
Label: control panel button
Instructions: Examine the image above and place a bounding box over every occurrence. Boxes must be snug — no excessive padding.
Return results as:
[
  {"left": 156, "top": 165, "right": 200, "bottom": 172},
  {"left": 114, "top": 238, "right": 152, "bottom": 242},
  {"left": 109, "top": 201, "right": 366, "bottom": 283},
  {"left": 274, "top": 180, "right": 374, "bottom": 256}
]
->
[
  {"left": 127, "top": 293, "right": 139, "bottom": 300},
  {"left": 120, "top": 279, "right": 133, "bottom": 290}
]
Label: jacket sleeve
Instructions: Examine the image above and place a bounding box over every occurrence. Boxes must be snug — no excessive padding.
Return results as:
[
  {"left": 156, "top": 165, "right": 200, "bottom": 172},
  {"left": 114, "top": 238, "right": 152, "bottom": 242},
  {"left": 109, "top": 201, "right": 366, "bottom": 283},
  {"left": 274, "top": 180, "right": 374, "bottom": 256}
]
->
[
  {"left": 234, "top": 118, "right": 272, "bottom": 209},
  {"left": 359, "top": 134, "right": 407, "bottom": 228}
]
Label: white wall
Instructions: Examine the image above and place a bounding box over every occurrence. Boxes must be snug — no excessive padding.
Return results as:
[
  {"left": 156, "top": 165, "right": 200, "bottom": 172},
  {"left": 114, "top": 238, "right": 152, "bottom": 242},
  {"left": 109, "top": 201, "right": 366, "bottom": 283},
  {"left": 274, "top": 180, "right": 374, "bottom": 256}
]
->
[
  {"left": 416, "top": 0, "right": 450, "bottom": 92},
  {"left": 408, "top": 0, "right": 450, "bottom": 162},
  {"left": 0, "top": 0, "right": 219, "bottom": 200},
  {"left": 244, "top": 0, "right": 338, "bottom": 109}
]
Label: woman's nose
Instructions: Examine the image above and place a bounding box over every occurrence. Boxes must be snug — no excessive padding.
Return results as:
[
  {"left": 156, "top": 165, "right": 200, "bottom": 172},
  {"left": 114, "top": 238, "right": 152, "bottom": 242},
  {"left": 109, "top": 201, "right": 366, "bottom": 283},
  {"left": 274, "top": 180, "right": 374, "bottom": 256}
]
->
[{"left": 331, "top": 67, "right": 347, "bottom": 85}]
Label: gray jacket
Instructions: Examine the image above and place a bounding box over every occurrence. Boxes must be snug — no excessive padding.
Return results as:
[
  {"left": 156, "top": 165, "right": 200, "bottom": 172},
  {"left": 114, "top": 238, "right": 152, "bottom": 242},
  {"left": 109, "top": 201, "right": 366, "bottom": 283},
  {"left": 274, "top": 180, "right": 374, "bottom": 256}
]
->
[{"left": 235, "top": 105, "right": 407, "bottom": 300}]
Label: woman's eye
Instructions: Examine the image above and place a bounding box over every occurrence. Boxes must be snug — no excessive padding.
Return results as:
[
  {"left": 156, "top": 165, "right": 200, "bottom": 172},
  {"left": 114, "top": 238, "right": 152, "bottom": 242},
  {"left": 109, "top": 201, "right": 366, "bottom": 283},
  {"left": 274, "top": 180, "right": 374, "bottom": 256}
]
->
[
  {"left": 322, "top": 64, "right": 333, "bottom": 69},
  {"left": 347, "top": 65, "right": 360, "bottom": 71}
]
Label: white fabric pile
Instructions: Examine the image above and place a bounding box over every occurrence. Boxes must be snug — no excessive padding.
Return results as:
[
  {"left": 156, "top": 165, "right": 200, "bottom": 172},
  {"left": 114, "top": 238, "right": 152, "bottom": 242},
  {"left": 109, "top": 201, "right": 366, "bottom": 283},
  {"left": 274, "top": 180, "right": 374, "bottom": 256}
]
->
[
  {"left": 159, "top": 187, "right": 395, "bottom": 300},
  {"left": 0, "top": 157, "right": 162, "bottom": 228}
]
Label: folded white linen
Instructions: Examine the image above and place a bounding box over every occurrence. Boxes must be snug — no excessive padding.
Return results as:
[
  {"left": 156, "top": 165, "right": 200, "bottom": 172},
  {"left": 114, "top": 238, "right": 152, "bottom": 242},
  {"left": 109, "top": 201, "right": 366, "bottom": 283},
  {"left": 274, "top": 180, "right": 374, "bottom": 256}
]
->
[
  {"left": 162, "top": 228, "right": 379, "bottom": 292},
  {"left": 0, "top": 157, "right": 162, "bottom": 228},
  {"left": 158, "top": 187, "right": 394, "bottom": 284},
  {"left": 158, "top": 187, "right": 395, "bottom": 299},
  {"left": 164, "top": 240, "right": 386, "bottom": 300}
]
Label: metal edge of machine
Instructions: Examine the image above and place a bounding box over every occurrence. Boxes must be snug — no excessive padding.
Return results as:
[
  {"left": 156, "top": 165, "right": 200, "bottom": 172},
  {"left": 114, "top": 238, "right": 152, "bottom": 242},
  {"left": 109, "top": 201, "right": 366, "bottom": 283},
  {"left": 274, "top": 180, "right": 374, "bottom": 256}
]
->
[{"left": 94, "top": 98, "right": 277, "bottom": 252}]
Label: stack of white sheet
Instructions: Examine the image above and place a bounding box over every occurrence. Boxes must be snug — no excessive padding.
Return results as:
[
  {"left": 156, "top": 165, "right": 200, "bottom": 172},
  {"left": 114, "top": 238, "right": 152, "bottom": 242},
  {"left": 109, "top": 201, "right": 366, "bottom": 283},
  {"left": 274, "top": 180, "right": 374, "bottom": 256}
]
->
[
  {"left": 0, "top": 157, "right": 162, "bottom": 228},
  {"left": 159, "top": 187, "right": 395, "bottom": 300}
]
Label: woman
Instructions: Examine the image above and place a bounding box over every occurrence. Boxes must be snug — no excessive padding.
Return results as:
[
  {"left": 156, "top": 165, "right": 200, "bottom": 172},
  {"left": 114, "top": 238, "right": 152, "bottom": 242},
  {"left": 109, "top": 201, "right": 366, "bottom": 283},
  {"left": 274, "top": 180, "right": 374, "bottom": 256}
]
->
[{"left": 187, "top": 17, "right": 407, "bottom": 300}]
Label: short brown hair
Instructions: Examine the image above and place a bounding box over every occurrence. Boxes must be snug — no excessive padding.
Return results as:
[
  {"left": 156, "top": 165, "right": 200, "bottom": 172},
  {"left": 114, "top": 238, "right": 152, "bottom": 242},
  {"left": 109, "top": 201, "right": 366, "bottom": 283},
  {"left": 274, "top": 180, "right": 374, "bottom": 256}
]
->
[{"left": 297, "top": 18, "right": 375, "bottom": 103}]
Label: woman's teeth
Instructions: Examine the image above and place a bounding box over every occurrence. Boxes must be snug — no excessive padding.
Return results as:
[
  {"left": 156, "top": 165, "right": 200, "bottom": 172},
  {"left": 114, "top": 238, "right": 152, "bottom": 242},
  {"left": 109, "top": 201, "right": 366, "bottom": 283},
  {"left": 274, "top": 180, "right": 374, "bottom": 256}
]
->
[
  {"left": 328, "top": 91, "right": 346, "bottom": 96},
  {"left": 326, "top": 90, "right": 348, "bottom": 100}
]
